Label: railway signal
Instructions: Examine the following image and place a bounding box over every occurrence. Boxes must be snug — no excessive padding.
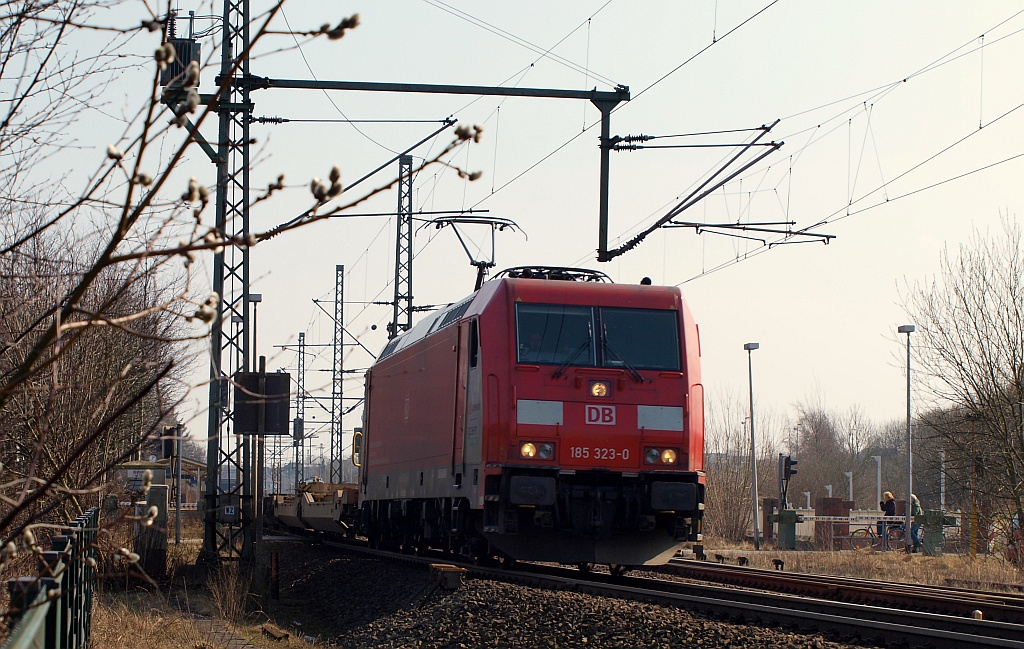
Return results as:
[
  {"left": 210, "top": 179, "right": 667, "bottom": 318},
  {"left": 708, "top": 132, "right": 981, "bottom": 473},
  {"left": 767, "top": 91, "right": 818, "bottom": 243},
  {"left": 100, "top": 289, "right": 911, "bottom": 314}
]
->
[
  {"left": 778, "top": 454, "right": 798, "bottom": 509},
  {"left": 784, "top": 456, "right": 798, "bottom": 479}
]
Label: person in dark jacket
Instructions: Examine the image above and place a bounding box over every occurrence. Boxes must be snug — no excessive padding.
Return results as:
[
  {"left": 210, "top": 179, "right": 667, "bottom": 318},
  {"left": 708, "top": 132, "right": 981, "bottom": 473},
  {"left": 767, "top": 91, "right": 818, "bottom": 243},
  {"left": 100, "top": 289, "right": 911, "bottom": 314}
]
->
[{"left": 879, "top": 491, "right": 897, "bottom": 549}]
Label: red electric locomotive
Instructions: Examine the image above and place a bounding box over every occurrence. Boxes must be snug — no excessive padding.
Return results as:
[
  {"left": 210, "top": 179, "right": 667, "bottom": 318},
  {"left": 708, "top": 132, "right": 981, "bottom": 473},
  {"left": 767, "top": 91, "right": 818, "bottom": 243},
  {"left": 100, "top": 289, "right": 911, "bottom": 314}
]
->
[{"left": 356, "top": 267, "right": 704, "bottom": 568}]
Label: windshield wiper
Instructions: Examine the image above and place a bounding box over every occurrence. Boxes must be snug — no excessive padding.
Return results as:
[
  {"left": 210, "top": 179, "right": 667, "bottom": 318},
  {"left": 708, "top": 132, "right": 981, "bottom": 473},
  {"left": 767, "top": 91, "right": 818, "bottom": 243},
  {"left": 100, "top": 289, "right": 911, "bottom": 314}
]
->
[
  {"left": 602, "top": 325, "right": 645, "bottom": 383},
  {"left": 552, "top": 324, "right": 592, "bottom": 379}
]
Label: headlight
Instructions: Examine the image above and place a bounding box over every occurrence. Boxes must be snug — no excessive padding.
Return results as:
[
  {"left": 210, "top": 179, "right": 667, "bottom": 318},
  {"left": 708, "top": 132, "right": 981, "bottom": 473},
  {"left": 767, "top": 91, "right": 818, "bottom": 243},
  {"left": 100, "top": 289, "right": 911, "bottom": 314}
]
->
[
  {"left": 645, "top": 447, "right": 680, "bottom": 465},
  {"left": 521, "top": 442, "right": 554, "bottom": 460},
  {"left": 589, "top": 380, "right": 611, "bottom": 398}
]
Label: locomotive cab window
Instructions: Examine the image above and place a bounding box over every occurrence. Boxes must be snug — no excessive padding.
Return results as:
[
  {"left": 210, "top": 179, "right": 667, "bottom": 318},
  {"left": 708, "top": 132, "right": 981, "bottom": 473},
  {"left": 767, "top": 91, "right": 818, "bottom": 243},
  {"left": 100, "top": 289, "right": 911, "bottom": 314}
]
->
[
  {"left": 601, "top": 308, "right": 680, "bottom": 371},
  {"left": 516, "top": 304, "right": 594, "bottom": 366},
  {"left": 516, "top": 303, "right": 680, "bottom": 371}
]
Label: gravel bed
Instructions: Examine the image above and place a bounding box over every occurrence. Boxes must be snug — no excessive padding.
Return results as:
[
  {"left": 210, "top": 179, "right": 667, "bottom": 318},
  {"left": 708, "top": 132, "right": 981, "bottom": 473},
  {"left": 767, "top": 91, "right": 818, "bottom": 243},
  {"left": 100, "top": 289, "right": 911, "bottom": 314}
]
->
[{"left": 265, "top": 542, "right": 875, "bottom": 649}]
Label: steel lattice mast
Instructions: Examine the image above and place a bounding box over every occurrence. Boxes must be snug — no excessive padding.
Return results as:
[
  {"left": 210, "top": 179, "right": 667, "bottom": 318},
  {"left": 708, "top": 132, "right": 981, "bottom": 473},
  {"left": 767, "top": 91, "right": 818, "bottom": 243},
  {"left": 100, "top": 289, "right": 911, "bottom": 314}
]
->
[
  {"left": 330, "top": 265, "right": 345, "bottom": 482},
  {"left": 294, "top": 331, "right": 306, "bottom": 486},
  {"left": 390, "top": 155, "right": 414, "bottom": 339},
  {"left": 201, "top": 0, "right": 254, "bottom": 563}
]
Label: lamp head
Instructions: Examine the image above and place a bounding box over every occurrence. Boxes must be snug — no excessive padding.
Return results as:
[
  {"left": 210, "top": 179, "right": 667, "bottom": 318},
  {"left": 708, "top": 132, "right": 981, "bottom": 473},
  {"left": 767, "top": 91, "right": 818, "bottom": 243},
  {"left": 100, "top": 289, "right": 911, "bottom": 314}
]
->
[
  {"left": 249, "top": 293, "right": 263, "bottom": 303},
  {"left": 897, "top": 324, "right": 915, "bottom": 334},
  {"left": 743, "top": 342, "right": 759, "bottom": 351}
]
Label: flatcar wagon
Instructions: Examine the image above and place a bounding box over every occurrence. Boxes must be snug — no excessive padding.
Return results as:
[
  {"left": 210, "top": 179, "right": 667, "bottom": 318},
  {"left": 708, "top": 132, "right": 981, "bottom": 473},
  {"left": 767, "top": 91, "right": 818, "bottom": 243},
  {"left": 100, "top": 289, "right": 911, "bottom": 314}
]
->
[{"left": 356, "top": 267, "right": 704, "bottom": 568}]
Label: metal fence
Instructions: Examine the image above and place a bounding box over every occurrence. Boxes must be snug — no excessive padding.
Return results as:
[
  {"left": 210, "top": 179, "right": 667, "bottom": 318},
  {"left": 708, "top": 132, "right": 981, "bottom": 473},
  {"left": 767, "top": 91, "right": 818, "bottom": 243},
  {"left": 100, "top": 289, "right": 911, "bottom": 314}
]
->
[{"left": 3, "top": 508, "right": 98, "bottom": 649}]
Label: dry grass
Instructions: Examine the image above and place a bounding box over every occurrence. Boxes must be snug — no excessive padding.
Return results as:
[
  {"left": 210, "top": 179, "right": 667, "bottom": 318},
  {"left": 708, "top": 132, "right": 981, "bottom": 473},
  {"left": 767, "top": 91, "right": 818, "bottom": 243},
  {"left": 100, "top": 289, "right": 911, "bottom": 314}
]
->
[
  {"left": 207, "top": 562, "right": 257, "bottom": 623},
  {"left": 166, "top": 537, "right": 201, "bottom": 575},
  {"left": 93, "top": 519, "right": 327, "bottom": 649},
  {"left": 165, "top": 514, "right": 204, "bottom": 541},
  {"left": 92, "top": 591, "right": 208, "bottom": 649},
  {"left": 93, "top": 530, "right": 335, "bottom": 649},
  {"left": 697, "top": 536, "right": 1024, "bottom": 590},
  {"left": 94, "top": 588, "right": 333, "bottom": 649}
]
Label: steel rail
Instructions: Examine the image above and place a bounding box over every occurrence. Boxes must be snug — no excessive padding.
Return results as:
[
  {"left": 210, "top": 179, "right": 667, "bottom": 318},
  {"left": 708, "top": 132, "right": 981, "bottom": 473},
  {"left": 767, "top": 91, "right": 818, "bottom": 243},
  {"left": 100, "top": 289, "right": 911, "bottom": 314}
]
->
[
  {"left": 296, "top": 538, "right": 1024, "bottom": 648},
  {"left": 662, "top": 557, "right": 1024, "bottom": 622}
]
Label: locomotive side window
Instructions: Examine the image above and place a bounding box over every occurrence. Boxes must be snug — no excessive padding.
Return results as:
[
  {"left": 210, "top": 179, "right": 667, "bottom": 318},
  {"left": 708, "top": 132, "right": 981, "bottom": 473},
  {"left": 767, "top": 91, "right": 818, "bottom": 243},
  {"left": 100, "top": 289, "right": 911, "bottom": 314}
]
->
[
  {"left": 516, "top": 304, "right": 595, "bottom": 366},
  {"left": 601, "top": 308, "right": 681, "bottom": 371},
  {"left": 469, "top": 318, "right": 479, "bottom": 368}
]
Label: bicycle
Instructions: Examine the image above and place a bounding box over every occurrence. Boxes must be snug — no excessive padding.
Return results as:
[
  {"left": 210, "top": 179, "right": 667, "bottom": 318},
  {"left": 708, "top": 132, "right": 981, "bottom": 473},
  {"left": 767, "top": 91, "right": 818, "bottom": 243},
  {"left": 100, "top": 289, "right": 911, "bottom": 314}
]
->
[{"left": 849, "top": 522, "right": 905, "bottom": 550}]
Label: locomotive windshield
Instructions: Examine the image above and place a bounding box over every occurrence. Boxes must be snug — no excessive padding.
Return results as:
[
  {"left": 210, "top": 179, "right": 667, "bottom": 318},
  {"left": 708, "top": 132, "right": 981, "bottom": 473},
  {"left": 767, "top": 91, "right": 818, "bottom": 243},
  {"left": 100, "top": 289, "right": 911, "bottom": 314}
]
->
[
  {"left": 516, "top": 304, "right": 680, "bottom": 371},
  {"left": 515, "top": 304, "right": 595, "bottom": 366}
]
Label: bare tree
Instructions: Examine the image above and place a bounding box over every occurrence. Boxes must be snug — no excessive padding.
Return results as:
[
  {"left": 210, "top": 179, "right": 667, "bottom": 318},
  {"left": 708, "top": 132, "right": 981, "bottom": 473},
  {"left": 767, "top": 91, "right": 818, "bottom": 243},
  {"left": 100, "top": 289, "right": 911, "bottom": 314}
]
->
[
  {"left": 787, "top": 400, "right": 902, "bottom": 509},
  {"left": 0, "top": 1, "right": 483, "bottom": 585},
  {"left": 904, "top": 216, "right": 1024, "bottom": 543},
  {"left": 704, "top": 390, "right": 780, "bottom": 542}
]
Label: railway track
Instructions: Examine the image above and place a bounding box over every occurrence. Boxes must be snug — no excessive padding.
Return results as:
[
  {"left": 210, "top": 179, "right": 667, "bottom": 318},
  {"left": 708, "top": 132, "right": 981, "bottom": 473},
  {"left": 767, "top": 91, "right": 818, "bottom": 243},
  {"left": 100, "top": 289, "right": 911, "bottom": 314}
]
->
[
  {"left": 502, "top": 562, "right": 1024, "bottom": 649},
  {"left": 302, "top": 538, "right": 1024, "bottom": 648},
  {"left": 659, "top": 557, "right": 1024, "bottom": 623}
]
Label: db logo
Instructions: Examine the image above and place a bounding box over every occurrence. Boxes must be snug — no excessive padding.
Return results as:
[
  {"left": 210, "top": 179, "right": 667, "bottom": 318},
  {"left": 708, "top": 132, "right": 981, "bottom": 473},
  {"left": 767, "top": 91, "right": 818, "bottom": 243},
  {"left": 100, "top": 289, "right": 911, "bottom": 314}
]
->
[{"left": 585, "top": 405, "right": 616, "bottom": 425}]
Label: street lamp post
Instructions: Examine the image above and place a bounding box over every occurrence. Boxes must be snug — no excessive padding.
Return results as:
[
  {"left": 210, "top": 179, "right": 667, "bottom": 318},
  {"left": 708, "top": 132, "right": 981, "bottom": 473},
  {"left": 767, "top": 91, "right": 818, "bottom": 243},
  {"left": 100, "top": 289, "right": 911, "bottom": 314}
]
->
[
  {"left": 939, "top": 450, "right": 946, "bottom": 512},
  {"left": 898, "top": 324, "right": 915, "bottom": 551},
  {"left": 744, "top": 342, "right": 760, "bottom": 550},
  {"left": 871, "top": 455, "right": 882, "bottom": 507},
  {"left": 249, "top": 293, "right": 263, "bottom": 370},
  {"left": 248, "top": 293, "right": 264, "bottom": 545},
  {"left": 843, "top": 471, "right": 853, "bottom": 502}
]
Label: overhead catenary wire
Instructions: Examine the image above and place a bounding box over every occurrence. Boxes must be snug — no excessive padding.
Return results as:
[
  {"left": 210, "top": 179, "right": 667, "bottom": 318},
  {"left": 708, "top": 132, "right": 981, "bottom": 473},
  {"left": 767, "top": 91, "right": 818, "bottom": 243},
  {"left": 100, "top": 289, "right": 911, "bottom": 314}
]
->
[
  {"left": 610, "top": 10, "right": 1024, "bottom": 268},
  {"left": 468, "top": 0, "right": 782, "bottom": 218},
  {"left": 278, "top": 5, "right": 398, "bottom": 154},
  {"left": 677, "top": 103, "right": 1024, "bottom": 284},
  {"left": 802, "top": 101, "right": 1024, "bottom": 233},
  {"left": 979, "top": 34, "right": 986, "bottom": 130},
  {"left": 779, "top": 18, "right": 1024, "bottom": 124},
  {"left": 430, "top": 0, "right": 616, "bottom": 202},
  {"left": 253, "top": 117, "right": 451, "bottom": 124},
  {"left": 598, "top": 9, "right": 1024, "bottom": 270},
  {"left": 421, "top": 0, "right": 621, "bottom": 89},
  {"left": 403, "top": 2, "right": 628, "bottom": 215},
  {"left": 270, "top": 5, "right": 1024, "bottom": 344},
  {"left": 258, "top": 2, "right": 1024, "bottom": 284},
  {"left": 678, "top": 150, "right": 1024, "bottom": 286},
  {"left": 638, "top": 11, "right": 1024, "bottom": 241},
  {"left": 628, "top": 0, "right": 783, "bottom": 106}
]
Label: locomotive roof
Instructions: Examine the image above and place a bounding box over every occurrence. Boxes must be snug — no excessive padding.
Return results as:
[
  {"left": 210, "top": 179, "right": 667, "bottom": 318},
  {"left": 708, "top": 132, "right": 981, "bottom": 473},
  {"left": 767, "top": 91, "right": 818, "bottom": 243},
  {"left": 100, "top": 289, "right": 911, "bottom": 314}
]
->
[{"left": 375, "top": 275, "right": 682, "bottom": 362}]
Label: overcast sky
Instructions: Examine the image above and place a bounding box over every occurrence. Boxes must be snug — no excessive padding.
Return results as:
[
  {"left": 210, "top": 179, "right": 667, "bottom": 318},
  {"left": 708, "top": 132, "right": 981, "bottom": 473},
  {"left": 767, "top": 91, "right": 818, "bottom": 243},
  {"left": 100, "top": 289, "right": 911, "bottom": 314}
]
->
[{"left": 159, "top": 1, "right": 1024, "bottom": 447}]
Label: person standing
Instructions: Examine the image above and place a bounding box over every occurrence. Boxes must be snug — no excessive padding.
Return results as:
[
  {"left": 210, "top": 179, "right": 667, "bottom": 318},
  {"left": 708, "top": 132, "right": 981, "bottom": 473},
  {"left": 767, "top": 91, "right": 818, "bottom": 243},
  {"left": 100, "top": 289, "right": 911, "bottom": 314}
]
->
[
  {"left": 910, "top": 493, "right": 923, "bottom": 553},
  {"left": 880, "top": 491, "right": 897, "bottom": 550}
]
